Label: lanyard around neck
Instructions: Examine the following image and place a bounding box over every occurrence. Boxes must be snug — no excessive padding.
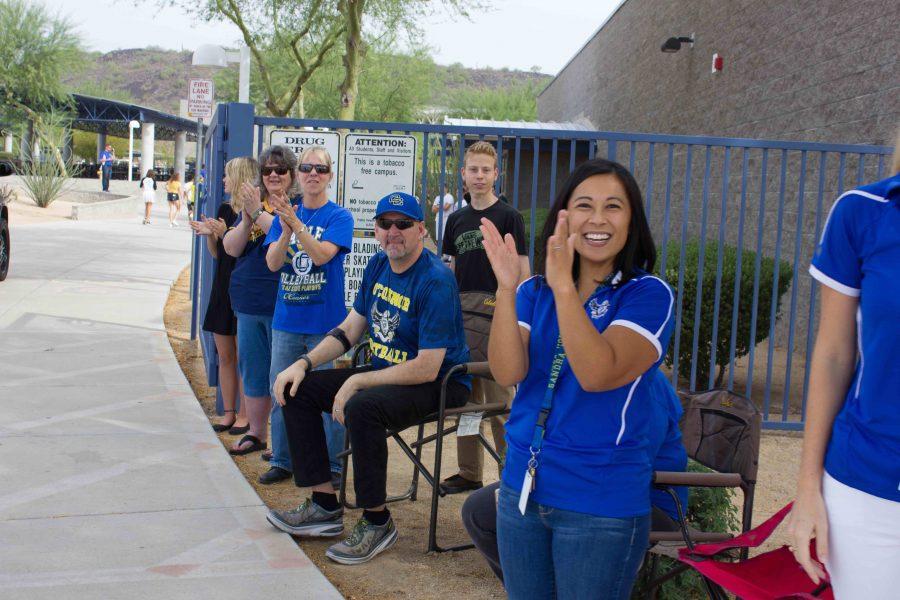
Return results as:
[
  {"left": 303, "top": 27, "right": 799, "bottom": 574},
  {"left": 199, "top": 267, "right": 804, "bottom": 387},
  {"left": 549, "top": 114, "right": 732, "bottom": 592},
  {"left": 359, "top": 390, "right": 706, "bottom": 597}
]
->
[{"left": 530, "top": 335, "right": 566, "bottom": 456}]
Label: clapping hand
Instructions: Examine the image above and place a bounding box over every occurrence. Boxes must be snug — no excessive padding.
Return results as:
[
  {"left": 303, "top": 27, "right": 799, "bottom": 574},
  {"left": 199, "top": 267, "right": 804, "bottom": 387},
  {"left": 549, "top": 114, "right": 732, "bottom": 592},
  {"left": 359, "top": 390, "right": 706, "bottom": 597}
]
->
[
  {"left": 270, "top": 196, "right": 302, "bottom": 232},
  {"left": 479, "top": 217, "right": 521, "bottom": 292},
  {"left": 189, "top": 215, "right": 227, "bottom": 238},
  {"left": 240, "top": 182, "right": 262, "bottom": 218},
  {"left": 545, "top": 210, "right": 576, "bottom": 293}
]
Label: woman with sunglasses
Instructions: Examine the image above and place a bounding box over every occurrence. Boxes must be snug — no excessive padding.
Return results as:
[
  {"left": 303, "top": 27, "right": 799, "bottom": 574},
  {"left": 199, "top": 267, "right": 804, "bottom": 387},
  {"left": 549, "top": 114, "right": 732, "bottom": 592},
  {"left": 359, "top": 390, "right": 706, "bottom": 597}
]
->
[
  {"left": 260, "top": 147, "right": 354, "bottom": 485},
  {"left": 223, "top": 146, "right": 298, "bottom": 456},
  {"left": 480, "top": 158, "right": 674, "bottom": 599}
]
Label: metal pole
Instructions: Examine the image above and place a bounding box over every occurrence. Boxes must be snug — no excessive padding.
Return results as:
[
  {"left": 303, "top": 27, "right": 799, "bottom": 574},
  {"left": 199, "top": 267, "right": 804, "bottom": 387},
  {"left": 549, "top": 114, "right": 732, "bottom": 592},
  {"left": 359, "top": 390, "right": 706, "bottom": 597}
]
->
[
  {"left": 238, "top": 46, "right": 250, "bottom": 104},
  {"left": 189, "top": 117, "right": 202, "bottom": 339},
  {"left": 128, "top": 128, "right": 134, "bottom": 181}
]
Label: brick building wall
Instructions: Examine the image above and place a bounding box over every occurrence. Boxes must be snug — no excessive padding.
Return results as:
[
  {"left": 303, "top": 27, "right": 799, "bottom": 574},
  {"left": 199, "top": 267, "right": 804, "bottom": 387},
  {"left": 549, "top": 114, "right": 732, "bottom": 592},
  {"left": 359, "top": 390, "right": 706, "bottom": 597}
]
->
[{"left": 538, "top": 0, "right": 899, "bottom": 145}]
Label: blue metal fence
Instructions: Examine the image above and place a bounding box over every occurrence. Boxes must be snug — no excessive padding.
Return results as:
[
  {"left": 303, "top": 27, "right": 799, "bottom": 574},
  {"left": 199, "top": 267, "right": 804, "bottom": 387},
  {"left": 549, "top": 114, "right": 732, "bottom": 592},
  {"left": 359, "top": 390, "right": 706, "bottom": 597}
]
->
[{"left": 192, "top": 102, "right": 893, "bottom": 430}]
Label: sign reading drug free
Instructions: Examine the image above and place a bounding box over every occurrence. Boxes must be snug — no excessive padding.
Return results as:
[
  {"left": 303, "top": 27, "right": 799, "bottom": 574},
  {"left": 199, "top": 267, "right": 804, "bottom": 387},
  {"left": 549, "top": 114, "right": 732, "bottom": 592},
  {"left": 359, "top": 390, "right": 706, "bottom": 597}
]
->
[
  {"left": 341, "top": 134, "right": 417, "bottom": 230},
  {"left": 267, "top": 130, "right": 341, "bottom": 203}
]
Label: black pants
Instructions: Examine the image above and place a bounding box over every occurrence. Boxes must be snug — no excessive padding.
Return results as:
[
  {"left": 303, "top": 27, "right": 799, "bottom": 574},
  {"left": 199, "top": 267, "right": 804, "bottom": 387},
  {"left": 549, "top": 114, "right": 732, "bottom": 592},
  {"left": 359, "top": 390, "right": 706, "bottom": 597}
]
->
[
  {"left": 280, "top": 365, "right": 469, "bottom": 509},
  {"left": 462, "top": 481, "right": 504, "bottom": 583}
]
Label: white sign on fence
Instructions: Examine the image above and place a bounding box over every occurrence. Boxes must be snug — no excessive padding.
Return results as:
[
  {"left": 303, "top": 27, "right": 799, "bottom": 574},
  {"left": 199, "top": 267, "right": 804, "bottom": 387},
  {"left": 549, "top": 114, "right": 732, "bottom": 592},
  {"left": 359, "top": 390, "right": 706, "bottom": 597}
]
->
[
  {"left": 341, "top": 133, "right": 417, "bottom": 307},
  {"left": 267, "top": 130, "right": 341, "bottom": 203},
  {"left": 341, "top": 133, "right": 417, "bottom": 230},
  {"left": 187, "top": 79, "right": 214, "bottom": 118}
]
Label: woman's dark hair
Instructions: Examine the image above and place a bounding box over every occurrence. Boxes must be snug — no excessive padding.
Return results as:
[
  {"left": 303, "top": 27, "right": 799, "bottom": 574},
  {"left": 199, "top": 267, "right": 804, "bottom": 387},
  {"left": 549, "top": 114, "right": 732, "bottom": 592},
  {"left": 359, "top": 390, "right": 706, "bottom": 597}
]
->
[
  {"left": 145, "top": 169, "right": 155, "bottom": 179},
  {"left": 537, "top": 158, "right": 656, "bottom": 286},
  {"left": 257, "top": 144, "right": 299, "bottom": 200}
]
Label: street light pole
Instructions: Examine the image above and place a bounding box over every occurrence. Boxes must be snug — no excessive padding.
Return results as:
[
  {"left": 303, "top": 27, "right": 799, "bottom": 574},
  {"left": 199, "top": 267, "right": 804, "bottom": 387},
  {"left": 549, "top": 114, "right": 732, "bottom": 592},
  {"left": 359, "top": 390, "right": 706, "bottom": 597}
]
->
[
  {"left": 127, "top": 120, "right": 140, "bottom": 181},
  {"left": 192, "top": 44, "right": 251, "bottom": 104}
]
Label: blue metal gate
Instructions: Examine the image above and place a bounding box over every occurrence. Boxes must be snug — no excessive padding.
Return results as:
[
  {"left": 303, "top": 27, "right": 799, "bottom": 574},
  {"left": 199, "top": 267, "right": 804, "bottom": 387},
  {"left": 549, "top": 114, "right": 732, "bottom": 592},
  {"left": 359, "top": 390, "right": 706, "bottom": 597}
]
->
[{"left": 192, "top": 102, "right": 893, "bottom": 431}]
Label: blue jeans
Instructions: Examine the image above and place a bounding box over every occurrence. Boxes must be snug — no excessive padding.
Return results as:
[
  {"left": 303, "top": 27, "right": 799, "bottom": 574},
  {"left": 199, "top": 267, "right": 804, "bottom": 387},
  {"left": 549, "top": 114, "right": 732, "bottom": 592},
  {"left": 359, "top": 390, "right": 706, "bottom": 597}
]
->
[
  {"left": 101, "top": 164, "right": 112, "bottom": 191},
  {"left": 269, "top": 329, "right": 343, "bottom": 474},
  {"left": 496, "top": 483, "right": 649, "bottom": 600},
  {"left": 235, "top": 311, "right": 273, "bottom": 397}
]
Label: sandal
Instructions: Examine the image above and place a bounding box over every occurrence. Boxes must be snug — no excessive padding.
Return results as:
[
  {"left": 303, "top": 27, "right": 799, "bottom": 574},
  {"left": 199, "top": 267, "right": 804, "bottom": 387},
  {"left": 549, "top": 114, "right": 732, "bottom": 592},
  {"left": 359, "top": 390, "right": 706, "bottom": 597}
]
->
[
  {"left": 212, "top": 410, "right": 236, "bottom": 432},
  {"left": 229, "top": 434, "right": 267, "bottom": 456},
  {"left": 227, "top": 423, "right": 250, "bottom": 435}
]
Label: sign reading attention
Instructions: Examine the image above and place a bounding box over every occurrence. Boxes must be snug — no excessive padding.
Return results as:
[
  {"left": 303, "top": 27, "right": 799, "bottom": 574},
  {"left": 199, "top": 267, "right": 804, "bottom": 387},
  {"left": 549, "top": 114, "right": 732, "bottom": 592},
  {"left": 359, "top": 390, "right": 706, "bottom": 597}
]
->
[
  {"left": 341, "top": 133, "right": 418, "bottom": 307},
  {"left": 187, "top": 79, "right": 214, "bottom": 118}
]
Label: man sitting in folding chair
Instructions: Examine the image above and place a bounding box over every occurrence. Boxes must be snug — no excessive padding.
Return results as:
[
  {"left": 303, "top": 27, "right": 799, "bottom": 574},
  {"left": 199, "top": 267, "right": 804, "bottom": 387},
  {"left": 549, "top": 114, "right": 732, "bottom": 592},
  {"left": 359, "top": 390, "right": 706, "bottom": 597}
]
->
[{"left": 267, "top": 192, "right": 471, "bottom": 565}]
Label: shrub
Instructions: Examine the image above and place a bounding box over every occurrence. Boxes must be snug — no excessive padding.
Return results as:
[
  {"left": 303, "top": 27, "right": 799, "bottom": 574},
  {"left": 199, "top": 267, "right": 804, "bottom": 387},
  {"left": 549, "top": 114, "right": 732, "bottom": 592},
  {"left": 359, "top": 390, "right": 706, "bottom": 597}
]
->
[
  {"left": 17, "top": 155, "right": 73, "bottom": 208},
  {"left": 631, "top": 460, "right": 740, "bottom": 599},
  {"left": 655, "top": 240, "right": 793, "bottom": 388},
  {"left": 519, "top": 206, "right": 550, "bottom": 269}
]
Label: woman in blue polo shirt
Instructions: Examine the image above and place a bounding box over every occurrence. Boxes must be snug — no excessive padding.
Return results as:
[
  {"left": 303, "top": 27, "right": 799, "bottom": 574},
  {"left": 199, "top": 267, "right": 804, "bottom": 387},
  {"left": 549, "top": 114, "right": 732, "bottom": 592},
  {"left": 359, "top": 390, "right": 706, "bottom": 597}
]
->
[
  {"left": 223, "top": 146, "right": 298, "bottom": 455},
  {"left": 480, "top": 158, "right": 674, "bottom": 599},
  {"left": 260, "top": 146, "right": 353, "bottom": 485},
  {"left": 788, "top": 140, "right": 900, "bottom": 598}
]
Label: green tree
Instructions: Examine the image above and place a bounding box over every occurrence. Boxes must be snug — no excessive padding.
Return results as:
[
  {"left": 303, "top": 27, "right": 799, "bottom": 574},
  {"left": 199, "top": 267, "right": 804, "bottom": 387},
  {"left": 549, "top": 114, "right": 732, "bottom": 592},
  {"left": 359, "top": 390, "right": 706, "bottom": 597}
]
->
[
  {"left": 0, "top": 0, "right": 83, "bottom": 172},
  {"left": 181, "top": 0, "right": 345, "bottom": 117},
  {"left": 444, "top": 79, "right": 545, "bottom": 121}
]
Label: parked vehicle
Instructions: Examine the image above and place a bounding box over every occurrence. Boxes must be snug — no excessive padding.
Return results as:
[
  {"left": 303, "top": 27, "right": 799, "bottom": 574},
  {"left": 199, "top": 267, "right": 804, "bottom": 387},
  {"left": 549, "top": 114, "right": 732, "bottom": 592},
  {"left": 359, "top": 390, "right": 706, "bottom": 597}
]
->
[
  {"left": 0, "top": 185, "right": 10, "bottom": 281},
  {"left": 0, "top": 152, "right": 20, "bottom": 177}
]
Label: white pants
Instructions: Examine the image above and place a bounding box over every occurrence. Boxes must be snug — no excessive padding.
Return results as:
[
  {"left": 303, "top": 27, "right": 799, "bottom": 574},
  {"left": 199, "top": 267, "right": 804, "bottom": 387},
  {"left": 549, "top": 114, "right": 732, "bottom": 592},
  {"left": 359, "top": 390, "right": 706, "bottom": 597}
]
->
[{"left": 823, "top": 472, "right": 900, "bottom": 599}]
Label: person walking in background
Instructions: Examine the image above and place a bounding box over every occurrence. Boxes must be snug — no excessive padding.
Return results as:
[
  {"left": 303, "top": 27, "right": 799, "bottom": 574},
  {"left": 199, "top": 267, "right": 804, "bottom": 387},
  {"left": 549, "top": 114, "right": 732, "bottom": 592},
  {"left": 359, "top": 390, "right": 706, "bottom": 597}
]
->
[
  {"left": 222, "top": 146, "right": 295, "bottom": 456},
  {"left": 260, "top": 146, "right": 353, "bottom": 485},
  {"left": 183, "top": 173, "right": 196, "bottom": 220},
  {"left": 481, "top": 158, "right": 673, "bottom": 599},
  {"left": 440, "top": 141, "right": 529, "bottom": 495},
  {"left": 190, "top": 157, "right": 257, "bottom": 435},
  {"left": 99, "top": 144, "right": 115, "bottom": 192},
  {"left": 166, "top": 172, "right": 182, "bottom": 227},
  {"left": 431, "top": 183, "right": 456, "bottom": 247},
  {"left": 787, "top": 130, "right": 900, "bottom": 599},
  {"left": 140, "top": 169, "right": 156, "bottom": 225}
]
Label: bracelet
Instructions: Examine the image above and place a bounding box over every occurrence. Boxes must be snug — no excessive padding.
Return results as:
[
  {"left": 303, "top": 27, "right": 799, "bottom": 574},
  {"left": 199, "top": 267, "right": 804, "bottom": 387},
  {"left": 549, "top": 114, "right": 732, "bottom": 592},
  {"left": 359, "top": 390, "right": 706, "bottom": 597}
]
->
[
  {"left": 298, "top": 354, "right": 313, "bottom": 371},
  {"left": 327, "top": 327, "right": 352, "bottom": 353},
  {"left": 250, "top": 207, "right": 264, "bottom": 222}
]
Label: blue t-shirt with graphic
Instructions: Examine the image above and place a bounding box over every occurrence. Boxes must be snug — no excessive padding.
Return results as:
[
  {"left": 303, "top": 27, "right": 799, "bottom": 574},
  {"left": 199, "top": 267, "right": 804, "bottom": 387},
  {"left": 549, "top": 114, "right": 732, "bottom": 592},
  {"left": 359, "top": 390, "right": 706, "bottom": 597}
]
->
[
  {"left": 265, "top": 200, "right": 353, "bottom": 334},
  {"left": 228, "top": 201, "right": 279, "bottom": 316},
  {"left": 502, "top": 271, "right": 675, "bottom": 518},
  {"left": 352, "top": 249, "right": 470, "bottom": 388},
  {"left": 809, "top": 173, "right": 900, "bottom": 502}
]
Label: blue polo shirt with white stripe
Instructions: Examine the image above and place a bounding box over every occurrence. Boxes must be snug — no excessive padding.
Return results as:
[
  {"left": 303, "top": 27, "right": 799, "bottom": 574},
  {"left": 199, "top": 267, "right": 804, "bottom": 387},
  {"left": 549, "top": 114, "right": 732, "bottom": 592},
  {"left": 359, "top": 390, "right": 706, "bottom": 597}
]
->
[
  {"left": 809, "top": 172, "right": 900, "bottom": 503},
  {"left": 501, "top": 271, "right": 675, "bottom": 518}
]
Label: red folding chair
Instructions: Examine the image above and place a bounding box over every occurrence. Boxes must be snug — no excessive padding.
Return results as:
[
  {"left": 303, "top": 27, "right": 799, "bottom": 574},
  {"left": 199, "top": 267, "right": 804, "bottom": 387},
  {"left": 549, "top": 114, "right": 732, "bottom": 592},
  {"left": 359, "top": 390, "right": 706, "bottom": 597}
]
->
[{"left": 677, "top": 503, "right": 833, "bottom": 600}]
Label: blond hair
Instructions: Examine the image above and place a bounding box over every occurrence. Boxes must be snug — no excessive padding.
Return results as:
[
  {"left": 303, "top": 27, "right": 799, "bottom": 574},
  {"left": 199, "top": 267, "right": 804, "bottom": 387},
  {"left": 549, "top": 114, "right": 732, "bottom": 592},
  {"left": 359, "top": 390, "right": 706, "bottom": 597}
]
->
[
  {"left": 225, "top": 156, "right": 259, "bottom": 213},
  {"left": 464, "top": 140, "right": 498, "bottom": 168},
  {"left": 892, "top": 125, "right": 900, "bottom": 175},
  {"left": 299, "top": 145, "right": 332, "bottom": 166}
]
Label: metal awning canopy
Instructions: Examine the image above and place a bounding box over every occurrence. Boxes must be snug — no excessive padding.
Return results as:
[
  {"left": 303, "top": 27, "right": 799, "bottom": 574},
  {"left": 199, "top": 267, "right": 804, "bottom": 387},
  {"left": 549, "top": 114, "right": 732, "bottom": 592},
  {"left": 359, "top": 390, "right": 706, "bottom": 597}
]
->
[{"left": 71, "top": 94, "right": 203, "bottom": 141}]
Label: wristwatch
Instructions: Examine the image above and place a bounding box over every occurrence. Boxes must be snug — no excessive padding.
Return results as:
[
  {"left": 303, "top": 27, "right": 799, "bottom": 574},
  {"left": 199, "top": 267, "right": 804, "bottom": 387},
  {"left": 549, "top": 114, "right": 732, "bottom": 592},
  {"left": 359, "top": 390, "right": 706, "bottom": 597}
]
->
[
  {"left": 250, "top": 207, "right": 265, "bottom": 222},
  {"left": 298, "top": 354, "right": 313, "bottom": 371}
]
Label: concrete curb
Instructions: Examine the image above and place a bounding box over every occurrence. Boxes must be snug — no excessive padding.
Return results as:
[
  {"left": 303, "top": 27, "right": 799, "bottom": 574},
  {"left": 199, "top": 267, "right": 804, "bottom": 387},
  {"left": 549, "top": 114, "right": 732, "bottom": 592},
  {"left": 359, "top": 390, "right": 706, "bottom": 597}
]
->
[{"left": 70, "top": 193, "right": 142, "bottom": 220}]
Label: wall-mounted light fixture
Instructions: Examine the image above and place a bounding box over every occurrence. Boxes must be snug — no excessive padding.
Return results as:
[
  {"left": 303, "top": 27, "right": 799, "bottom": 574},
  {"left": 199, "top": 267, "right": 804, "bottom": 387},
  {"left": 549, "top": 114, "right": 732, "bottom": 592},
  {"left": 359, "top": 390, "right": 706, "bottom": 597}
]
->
[{"left": 661, "top": 35, "right": 695, "bottom": 53}]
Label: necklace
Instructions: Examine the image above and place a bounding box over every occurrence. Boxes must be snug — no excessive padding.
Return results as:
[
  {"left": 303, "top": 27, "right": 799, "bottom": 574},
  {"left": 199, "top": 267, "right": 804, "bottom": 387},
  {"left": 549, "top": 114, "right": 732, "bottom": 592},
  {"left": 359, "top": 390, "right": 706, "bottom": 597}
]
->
[{"left": 300, "top": 200, "right": 326, "bottom": 229}]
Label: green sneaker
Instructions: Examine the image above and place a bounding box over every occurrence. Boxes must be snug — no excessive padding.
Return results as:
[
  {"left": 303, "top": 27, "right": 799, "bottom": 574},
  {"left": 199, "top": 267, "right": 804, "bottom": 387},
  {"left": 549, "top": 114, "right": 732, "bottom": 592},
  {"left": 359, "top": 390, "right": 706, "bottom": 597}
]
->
[
  {"left": 266, "top": 498, "right": 344, "bottom": 537},
  {"left": 325, "top": 516, "right": 398, "bottom": 565}
]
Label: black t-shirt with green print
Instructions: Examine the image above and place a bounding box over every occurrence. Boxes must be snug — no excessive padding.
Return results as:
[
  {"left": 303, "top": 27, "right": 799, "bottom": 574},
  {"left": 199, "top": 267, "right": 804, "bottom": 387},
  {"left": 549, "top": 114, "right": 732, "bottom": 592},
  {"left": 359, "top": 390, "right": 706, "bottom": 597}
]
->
[{"left": 441, "top": 199, "right": 527, "bottom": 293}]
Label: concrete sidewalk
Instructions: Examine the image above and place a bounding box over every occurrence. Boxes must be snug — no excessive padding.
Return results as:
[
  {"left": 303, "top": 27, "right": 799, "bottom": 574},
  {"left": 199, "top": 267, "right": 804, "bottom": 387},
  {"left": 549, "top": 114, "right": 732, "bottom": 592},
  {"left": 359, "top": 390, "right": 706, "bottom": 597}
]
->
[{"left": 0, "top": 205, "right": 341, "bottom": 599}]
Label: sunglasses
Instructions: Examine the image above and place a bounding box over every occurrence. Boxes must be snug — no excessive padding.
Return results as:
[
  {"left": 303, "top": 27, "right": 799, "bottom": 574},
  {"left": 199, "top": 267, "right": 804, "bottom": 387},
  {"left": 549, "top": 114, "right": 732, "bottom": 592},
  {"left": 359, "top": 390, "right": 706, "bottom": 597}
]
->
[
  {"left": 375, "top": 217, "right": 416, "bottom": 231},
  {"left": 299, "top": 163, "right": 331, "bottom": 174},
  {"left": 261, "top": 166, "right": 290, "bottom": 176}
]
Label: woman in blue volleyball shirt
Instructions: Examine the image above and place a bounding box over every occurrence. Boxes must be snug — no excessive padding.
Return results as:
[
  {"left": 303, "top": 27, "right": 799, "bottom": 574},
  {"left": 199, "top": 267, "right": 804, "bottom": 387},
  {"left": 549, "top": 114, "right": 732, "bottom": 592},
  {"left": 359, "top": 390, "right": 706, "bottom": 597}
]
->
[
  {"left": 788, "top": 138, "right": 900, "bottom": 598},
  {"left": 260, "top": 146, "right": 353, "bottom": 485},
  {"left": 480, "top": 158, "right": 674, "bottom": 599}
]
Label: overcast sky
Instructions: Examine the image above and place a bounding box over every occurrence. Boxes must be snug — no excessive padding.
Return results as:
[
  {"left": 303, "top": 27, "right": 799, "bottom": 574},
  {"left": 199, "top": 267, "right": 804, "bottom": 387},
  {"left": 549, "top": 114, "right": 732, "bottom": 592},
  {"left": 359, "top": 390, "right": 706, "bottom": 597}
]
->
[{"left": 52, "top": 0, "right": 623, "bottom": 75}]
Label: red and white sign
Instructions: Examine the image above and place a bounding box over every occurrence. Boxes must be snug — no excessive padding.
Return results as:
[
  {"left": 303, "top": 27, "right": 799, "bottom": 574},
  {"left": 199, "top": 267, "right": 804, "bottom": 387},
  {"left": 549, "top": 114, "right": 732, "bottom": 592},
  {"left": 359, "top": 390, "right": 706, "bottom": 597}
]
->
[{"left": 188, "top": 78, "right": 215, "bottom": 118}]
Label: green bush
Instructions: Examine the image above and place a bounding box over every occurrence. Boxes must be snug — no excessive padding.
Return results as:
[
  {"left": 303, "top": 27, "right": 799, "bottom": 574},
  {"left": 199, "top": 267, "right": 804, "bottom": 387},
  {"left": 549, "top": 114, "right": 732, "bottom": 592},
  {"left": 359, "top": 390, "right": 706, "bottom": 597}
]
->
[
  {"left": 655, "top": 240, "right": 793, "bottom": 388},
  {"left": 519, "top": 206, "right": 550, "bottom": 269},
  {"left": 631, "top": 460, "right": 740, "bottom": 599}
]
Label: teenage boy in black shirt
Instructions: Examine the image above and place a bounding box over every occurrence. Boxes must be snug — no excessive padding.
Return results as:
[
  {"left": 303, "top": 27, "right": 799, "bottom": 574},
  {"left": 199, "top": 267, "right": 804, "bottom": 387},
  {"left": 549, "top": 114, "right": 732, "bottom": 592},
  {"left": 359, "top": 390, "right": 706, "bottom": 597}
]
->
[{"left": 440, "top": 140, "right": 530, "bottom": 494}]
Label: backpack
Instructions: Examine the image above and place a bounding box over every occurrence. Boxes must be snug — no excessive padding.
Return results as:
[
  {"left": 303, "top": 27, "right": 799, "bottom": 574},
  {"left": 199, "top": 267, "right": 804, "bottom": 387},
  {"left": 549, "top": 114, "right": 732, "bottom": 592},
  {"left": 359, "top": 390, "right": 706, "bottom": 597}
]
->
[{"left": 459, "top": 291, "right": 496, "bottom": 363}]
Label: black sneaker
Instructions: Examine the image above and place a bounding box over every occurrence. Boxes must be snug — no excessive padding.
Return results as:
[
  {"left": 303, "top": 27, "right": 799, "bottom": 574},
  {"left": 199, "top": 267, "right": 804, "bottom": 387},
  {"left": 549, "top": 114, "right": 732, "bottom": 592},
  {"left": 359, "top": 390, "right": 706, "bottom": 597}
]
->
[
  {"left": 267, "top": 498, "right": 344, "bottom": 537},
  {"left": 259, "top": 466, "right": 292, "bottom": 485},
  {"left": 325, "top": 516, "right": 398, "bottom": 565},
  {"left": 440, "top": 474, "right": 483, "bottom": 495}
]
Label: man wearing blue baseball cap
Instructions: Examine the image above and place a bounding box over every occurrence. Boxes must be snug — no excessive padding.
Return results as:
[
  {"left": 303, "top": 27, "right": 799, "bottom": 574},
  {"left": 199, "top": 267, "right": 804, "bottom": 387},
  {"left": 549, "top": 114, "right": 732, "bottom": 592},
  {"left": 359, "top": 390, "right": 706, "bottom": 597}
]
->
[{"left": 267, "top": 192, "right": 470, "bottom": 565}]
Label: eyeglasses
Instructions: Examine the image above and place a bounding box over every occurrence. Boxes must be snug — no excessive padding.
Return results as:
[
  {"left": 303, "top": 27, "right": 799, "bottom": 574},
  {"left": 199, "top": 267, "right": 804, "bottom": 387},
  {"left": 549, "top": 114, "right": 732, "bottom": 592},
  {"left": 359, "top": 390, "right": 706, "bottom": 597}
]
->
[
  {"left": 261, "top": 166, "right": 290, "bottom": 176},
  {"left": 299, "top": 163, "right": 331, "bottom": 174},
  {"left": 375, "top": 217, "right": 416, "bottom": 231}
]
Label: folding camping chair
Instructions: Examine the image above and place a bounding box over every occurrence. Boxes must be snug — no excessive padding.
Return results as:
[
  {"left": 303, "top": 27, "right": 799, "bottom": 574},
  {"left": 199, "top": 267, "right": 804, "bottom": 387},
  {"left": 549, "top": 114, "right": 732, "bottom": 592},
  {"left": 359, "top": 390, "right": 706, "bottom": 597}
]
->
[
  {"left": 677, "top": 502, "right": 833, "bottom": 600},
  {"left": 643, "top": 388, "right": 762, "bottom": 599},
  {"left": 337, "top": 291, "right": 511, "bottom": 553}
]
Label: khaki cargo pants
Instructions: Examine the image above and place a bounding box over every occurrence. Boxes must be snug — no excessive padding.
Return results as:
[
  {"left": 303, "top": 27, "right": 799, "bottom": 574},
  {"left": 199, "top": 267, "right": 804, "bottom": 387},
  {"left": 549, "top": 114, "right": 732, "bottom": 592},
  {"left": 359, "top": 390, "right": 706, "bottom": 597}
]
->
[{"left": 456, "top": 377, "right": 515, "bottom": 482}]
